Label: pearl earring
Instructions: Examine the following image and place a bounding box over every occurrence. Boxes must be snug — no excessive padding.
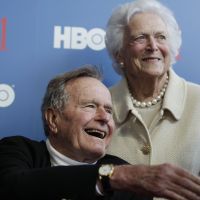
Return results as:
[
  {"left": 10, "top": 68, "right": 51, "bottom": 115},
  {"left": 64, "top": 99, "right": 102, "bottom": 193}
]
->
[{"left": 119, "top": 62, "right": 124, "bottom": 68}]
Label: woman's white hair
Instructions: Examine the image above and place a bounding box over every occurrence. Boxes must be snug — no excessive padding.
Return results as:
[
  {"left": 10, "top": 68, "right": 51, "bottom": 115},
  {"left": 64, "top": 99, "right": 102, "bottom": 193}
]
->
[{"left": 105, "top": 0, "right": 182, "bottom": 75}]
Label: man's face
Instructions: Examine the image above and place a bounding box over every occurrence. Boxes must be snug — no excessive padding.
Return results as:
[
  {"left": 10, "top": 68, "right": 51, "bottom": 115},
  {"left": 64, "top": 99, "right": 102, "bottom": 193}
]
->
[{"left": 49, "top": 77, "right": 114, "bottom": 163}]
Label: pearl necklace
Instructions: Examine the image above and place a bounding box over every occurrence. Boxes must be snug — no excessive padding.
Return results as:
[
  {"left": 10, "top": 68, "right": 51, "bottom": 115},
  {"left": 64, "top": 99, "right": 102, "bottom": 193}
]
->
[{"left": 130, "top": 76, "right": 169, "bottom": 108}]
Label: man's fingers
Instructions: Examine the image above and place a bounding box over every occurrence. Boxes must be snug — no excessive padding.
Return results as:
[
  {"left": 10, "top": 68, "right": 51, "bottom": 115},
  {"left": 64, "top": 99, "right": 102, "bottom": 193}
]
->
[
  {"left": 145, "top": 164, "right": 200, "bottom": 200},
  {"left": 169, "top": 184, "right": 200, "bottom": 200},
  {"left": 155, "top": 164, "right": 200, "bottom": 200},
  {"left": 176, "top": 167, "right": 200, "bottom": 185},
  {"left": 175, "top": 176, "right": 200, "bottom": 196}
]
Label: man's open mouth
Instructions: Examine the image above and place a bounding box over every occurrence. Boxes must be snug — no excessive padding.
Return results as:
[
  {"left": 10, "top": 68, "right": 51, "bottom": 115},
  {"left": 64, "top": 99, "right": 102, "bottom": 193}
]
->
[{"left": 85, "top": 129, "right": 106, "bottom": 139}]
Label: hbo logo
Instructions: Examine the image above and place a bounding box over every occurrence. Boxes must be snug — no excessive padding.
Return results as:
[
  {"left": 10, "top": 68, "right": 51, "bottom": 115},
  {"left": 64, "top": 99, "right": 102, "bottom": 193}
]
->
[
  {"left": 54, "top": 26, "right": 105, "bottom": 51},
  {"left": 0, "top": 84, "right": 15, "bottom": 107}
]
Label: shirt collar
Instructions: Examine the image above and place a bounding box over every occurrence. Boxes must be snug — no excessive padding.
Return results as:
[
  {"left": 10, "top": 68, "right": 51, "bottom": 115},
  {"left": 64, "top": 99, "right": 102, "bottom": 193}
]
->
[
  {"left": 162, "top": 68, "right": 186, "bottom": 120},
  {"left": 46, "top": 139, "right": 96, "bottom": 166},
  {"left": 110, "top": 78, "right": 134, "bottom": 124},
  {"left": 110, "top": 68, "right": 186, "bottom": 124}
]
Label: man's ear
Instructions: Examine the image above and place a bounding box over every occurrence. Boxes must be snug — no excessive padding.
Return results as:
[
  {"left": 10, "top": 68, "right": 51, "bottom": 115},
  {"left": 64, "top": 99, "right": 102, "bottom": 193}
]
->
[{"left": 45, "top": 108, "right": 59, "bottom": 134}]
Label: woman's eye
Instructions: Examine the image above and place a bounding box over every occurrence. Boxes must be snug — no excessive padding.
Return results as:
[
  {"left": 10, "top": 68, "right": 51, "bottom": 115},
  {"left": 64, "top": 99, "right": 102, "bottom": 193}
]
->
[
  {"left": 130, "top": 35, "right": 147, "bottom": 45},
  {"left": 134, "top": 35, "right": 146, "bottom": 43},
  {"left": 157, "top": 34, "right": 166, "bottom": 40}
]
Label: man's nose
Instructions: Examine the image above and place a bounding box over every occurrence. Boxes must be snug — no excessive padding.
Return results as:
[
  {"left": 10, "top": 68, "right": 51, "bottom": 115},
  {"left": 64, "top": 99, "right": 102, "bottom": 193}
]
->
[{"left": 95, "top": 108, "right": 111, "bottom": 124}]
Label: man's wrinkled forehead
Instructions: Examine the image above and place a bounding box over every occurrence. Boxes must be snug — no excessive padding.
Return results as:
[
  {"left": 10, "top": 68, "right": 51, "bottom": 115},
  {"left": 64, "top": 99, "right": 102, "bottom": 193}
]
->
[{"left": 65, "top": 77, "right": 112, "bottom": 103}]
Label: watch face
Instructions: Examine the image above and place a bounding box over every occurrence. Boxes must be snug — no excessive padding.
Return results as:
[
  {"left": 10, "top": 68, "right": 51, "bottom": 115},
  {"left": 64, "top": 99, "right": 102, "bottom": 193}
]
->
[{"left": 99, "top": 165, "right": 112, "bottom": 176}]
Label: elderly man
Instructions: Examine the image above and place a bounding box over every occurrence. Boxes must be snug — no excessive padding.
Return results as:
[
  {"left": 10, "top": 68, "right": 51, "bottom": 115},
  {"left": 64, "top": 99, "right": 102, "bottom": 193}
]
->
[{"left": 1, "top": 66, "right": 200, "bottom": 200}]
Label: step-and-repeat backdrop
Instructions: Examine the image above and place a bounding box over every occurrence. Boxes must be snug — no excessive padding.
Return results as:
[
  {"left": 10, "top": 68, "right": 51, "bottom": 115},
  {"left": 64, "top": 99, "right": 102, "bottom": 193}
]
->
[{"left": 1, "top": 0, "right": 200, "bottom": 140}]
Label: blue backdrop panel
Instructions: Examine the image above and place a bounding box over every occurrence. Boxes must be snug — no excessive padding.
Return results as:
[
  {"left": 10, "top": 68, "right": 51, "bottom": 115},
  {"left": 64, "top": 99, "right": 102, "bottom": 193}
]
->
[{"left": 0, "top": 0, "right": 200, "bottom": 140}]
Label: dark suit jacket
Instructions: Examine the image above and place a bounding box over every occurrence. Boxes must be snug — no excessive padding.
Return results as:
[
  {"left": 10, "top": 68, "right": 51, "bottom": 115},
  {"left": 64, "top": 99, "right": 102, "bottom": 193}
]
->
[{"left": 0, "top": 136, "right": 141, "bottom": 200}]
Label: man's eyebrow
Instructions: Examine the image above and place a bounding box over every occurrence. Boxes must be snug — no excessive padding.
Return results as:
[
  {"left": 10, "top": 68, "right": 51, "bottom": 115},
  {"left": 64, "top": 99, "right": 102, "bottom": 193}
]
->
[
  {"left": 80, "top": 99, "right": 113, "bottom": 109},
  {"left": 80, "top": 99, "right": 96, "bottom": 104}
]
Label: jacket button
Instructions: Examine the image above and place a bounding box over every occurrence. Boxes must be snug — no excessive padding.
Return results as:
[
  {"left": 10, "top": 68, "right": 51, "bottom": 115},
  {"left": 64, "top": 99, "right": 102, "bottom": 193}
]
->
[{"left": 141, "top": 144, "right": 151, "bottom": 155}]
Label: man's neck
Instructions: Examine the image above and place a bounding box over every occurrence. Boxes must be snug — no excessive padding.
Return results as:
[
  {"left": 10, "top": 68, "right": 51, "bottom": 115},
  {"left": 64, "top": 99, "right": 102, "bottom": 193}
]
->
[{"left": 46, "top": 138, "right": 96, "bottom": 166}]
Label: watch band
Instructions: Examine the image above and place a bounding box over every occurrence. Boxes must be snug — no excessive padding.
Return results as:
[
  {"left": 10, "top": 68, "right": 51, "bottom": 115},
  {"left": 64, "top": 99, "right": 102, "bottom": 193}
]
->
[{"left": 100, "top": 175, "right": 113, "bottom": 195}]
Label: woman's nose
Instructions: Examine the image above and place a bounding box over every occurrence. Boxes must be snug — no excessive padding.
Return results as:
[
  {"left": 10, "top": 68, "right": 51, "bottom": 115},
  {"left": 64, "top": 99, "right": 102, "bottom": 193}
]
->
[{"left": 146, "top": 36, "right": 158, "bottom": 51}]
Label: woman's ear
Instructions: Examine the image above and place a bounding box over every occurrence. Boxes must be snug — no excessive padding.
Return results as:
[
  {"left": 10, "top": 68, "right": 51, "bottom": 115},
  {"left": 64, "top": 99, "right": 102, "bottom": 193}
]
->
[
  {"left": 45, "top": 108, "right": 59, "bottom": 135},
  {"left": 115, "top": 51, "right": 124, "bottom": 65}
]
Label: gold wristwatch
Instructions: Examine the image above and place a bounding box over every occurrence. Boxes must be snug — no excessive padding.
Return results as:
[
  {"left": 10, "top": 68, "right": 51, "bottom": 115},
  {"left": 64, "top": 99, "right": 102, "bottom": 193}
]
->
[{"left": 98, "top": 164, "right": 114, "bottom": 194}]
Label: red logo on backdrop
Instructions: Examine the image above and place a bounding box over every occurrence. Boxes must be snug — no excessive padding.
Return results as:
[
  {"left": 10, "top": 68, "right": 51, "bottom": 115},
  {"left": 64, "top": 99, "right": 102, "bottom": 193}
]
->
[
  {"left": 176, "top": 53, "right": 181, "bottom": 61},
  {"left": 0, "top": 17, "right": 7, "bottom": 51}
]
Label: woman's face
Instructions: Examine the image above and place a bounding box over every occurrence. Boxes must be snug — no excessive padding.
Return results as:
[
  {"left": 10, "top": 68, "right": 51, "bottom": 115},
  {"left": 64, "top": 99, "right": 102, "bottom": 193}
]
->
[{"left": 120, "top": 12, "right": 171, "bottom": 79}]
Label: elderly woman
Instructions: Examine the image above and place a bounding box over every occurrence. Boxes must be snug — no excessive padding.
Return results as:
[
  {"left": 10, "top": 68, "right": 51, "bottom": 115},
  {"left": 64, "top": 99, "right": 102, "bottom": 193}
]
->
[{"left": 106, "top": 0, "right": 200, "bottom": 175}]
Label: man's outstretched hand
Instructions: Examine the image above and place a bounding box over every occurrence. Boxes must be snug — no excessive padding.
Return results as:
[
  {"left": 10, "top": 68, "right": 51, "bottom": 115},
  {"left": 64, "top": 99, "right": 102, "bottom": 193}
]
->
[{"left": 110, "top": 163, "right": 200, "bottom": 200}]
